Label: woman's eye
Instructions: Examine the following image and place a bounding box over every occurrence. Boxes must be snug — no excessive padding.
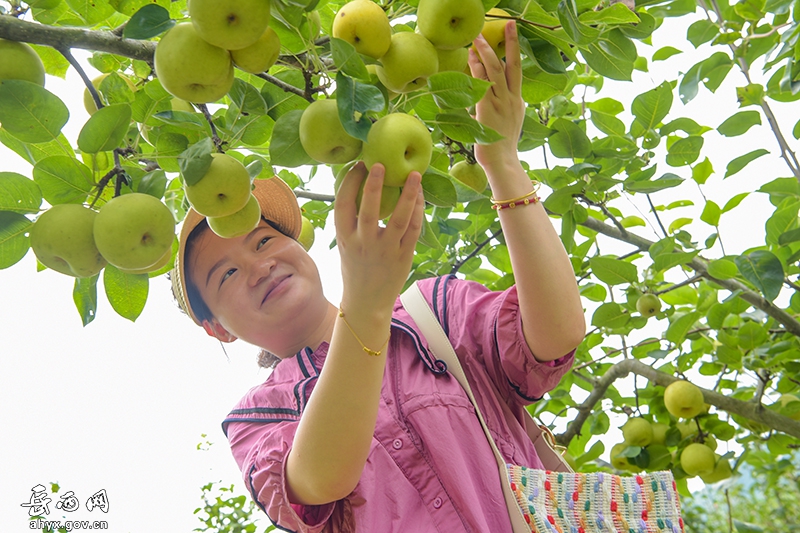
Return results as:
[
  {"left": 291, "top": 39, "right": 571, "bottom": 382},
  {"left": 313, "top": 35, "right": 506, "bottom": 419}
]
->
[
  {"left": 221, "top": 268, "right": 236, "bottom": 284},
  {"left": 257, "top": 237, "right": 271, "bottom": 249}
]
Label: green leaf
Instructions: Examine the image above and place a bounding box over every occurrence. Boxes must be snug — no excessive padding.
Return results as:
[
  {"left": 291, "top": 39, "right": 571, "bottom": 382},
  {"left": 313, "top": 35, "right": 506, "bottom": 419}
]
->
[
  {"left": 733, "top": 520, "right": 765, "bottom": 533},
  {"left": 67, "top": 0, "right": 115, "bottom": 23},
  {"left": 589, "top": 256, "right": 638, "bottom": 285},
  {"left": 779, "top": 227, "right": 800, "bottom": 245},
  {"left": 700, "top": 200, "right": 721, "bottom": 226},
  {"left": 177, "top": 137, "right": 213, "bottom": 187},
  {"left": 420, "top": 172, "right": 457, "bottom": 207},
  {"left": 581, "top": 29, "right": 637, "bottom": 81},
  {"left": 418, "top": 215, "right": 444, "bottom": 251},
  {"left": 73, "top": 274, "right": 99, "bottom": 326},
  {"left": 520, "top": 66, "right": 570, "bottom": 103},
  {"left": 653, "top": 251, "right": 698, "bottom": 272},
  {"left": 666, "top": 311, "right": 701, "bottom": 345},
  {"left": 687, "top": 19, "right": 719, "bottom": 47},
  {"left": 734, "top": 250, "right": 784, "bottom": 300},
  {"left": 652, "top": 46, "right": 682, "bottom": 61},
  {"left": 765, "top": 198, "right": 800, "bottom": 245},
  {"left": 123, "top": 4, "right": 174, "bottom": 39},
  {"left": 666, "top": 136, "right": 703, "bottom": 166},
  {"left": 228, "top": 79, "right": 268, "bottom": 115},
  {"left": 526, "top": 39, "right": 567, "bottom": 74},
  {"left": 590, "top": 109, "right": 626, "bottom": 136},
  {"left": 660, "top": 117, "right": 708, "bottom": 137},
  {"left": 793, "top": 117, "right": 800, "bottom": 140},
  {"left": 0, "top": 80, "right": 69, "bottom": 143},
  {"left": 77, "top": 103, "right": 132, "bottom": 153},
  {"left": 427, "top": 72, "right": 492, "bottom": 109},
  {"left": 434, "top": 110, "right": 503, "bottom": 144},
  {"left": 591, "top": 302, "right": 631, "bottom": 328},
  {"left": 591, "top": 135, "right": 638, "bottom": 158},
  {"left": 580, "top": 283, "right": 607, "bottom": 302},
  {"left": 558, "top": 0, "right": 601, "bottom": 46},
  {"left": 722, "top": 192, "right": 749, "bottom": 212},
  {"left": 330, "top": 37, "right": 370, "bottom": 81},
  {"left": 30, "top": 44, "right": 70, "bottom": 79},
  {"left": 717, "top": 110, "right": 762, "bottom": 137},
  {"left": 32, "top": 156, "right": 93, "bottom": 205},
  {"left": 725, "top": 148, "right": 769, "bottom": 177},
  {"left": 336, "top": 74, "right": 384, "bottom": 142},
  {"left": 707, "top": 259, "right": 738, "bottom": 279},
  {"left": 624, "top": 172, "right": 684, "bottom": 193},
  {"left": 631, "top": 82, "right": 674, "bottom": 131},
  {"left": 579, "top": 3, "right": 640, "bottom": 24},
  {"left": 0, "top": 211, "right": 32, "bottom": 269},
  {"left": 549, "top": 118, "right": 591, "bottom": 159},
  {"left": 103, "top": 264, "right": 148, "bottom": 321},
  {"left": 269, "top": 109, "right": 315, "bottom": 168},
  {"left": 0, "top": 172, "right": 43, "bottom": 214},
  {"left": 734, "top": 0, "right": 766, "bottom": 20},
  {"left": 692, "top": 157, "right": 714, "bottom": 184},
  {"left": 679, "top": 52, "right": 733, "bottom": 104}
]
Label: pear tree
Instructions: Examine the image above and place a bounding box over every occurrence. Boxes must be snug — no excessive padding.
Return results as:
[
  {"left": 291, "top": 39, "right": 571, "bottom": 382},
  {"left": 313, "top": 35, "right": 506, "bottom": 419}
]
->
[{"left": 2, "top": 0, "right": 800, "bottom": 526}]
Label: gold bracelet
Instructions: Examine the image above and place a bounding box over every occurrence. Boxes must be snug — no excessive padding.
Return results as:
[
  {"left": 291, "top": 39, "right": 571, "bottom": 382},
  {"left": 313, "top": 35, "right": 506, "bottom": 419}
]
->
[
  {"left": 490, "top": 184, "right": 540, "bottom": 205},
  {"left": 338, "top": 307, "right": 391, "bottom": 357}
]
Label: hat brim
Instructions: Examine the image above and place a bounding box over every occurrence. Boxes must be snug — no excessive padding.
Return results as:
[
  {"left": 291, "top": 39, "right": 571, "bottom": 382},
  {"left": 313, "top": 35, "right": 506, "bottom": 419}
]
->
[{"left": 172, "top": 176, "right": 303, "bottom": 325}]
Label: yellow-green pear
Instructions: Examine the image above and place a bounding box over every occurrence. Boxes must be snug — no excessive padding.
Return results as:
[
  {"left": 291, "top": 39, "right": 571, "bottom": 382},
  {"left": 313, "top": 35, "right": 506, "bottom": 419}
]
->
[
  {"left": 29, "top": 205, "right": 107, "bottom": 278},
  {"left": 664, "top": 380, "right": 706, "bottom": 419},
  {"left": 332, "top": 0, "right": 392, "bottom": 59},
  {"left": 478, "top": 8, "right": 511, "bottom": 59},
  {"left": 299, "top": 99, "right": 363, "bottom": 164},
  {"left": 622, "top": 418, "right": 654, "bottom": 447},
  {"left": 610, "top": 443, "right": 630, "bottom": 471},
  {"left": 0, "top": 38, "right": 45, "bottom": 86},
  {"left": 361, "top": 113, "right": 433, "bottom": 188},
  {"left": 376, "top": 32, "right": 439, "bottom": 93},
  {"left": 171, "top": 98, "right": 195, "bottom": 112},
  {"left": 154, "top": 22, "right": 234, "bottom": 103},
  {"left": 417, "top": 0, "right": 485, "bottom": 50},
  {"left": 231, "top": 27, "right": 281, "bottom": 74},
  {"left": 676, "top": 420, "right": 698, "bottom": 440},
  {"left": 185, "top": 153, "right": 252, "bottom": 218},
  {"left": 636, "top": 293, "right": 661, "bottom": 317},
  {"left": 436, "top": 47, "right": 470, "bottom": 73},
  {"left": 699, "top": 456, "right": 732, "bottom": 484},
  {"left": 680, "top": 443, "right": 716, "bottom": 477},
  {"left": 449, "top": 160, "right": 487, "bottom": 192},
  {"left": 188, "top": 0, "right": 271, "bottom": 50},
  {"left": 650, "top": 422, "right": 669, "bottom": 445},
  {"left": 297, "top": 216, "right": 315, "bottom": 251},
  {"left": 118, "top": 245, "right": 173, "bottom": 274},
  {"left": 83, "top": 73, "right": 138, "bottom": 115},
  {"left": 366, "top": 64, "right": 398, "bottom": 100},
  {"left": 207, "top": 194, "right": 261, "bottom": 238},
  {"left": 94, "top": 193, "right": 176, "bottom": 271}
]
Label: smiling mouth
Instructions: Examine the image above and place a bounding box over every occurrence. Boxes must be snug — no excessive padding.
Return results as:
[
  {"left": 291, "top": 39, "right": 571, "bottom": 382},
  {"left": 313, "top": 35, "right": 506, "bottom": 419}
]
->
[{"left": 262, "top": 275, "right": 290, "bottom": 306}]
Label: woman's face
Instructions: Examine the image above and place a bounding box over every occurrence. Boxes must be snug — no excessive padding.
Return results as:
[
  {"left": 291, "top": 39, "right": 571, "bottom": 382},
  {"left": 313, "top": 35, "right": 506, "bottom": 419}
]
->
[{"left": 187, "top": 219, "right": 329, "bottom": 357}]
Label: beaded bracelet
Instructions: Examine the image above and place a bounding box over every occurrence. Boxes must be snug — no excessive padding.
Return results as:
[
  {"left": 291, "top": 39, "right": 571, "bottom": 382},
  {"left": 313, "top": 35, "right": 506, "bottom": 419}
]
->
[
  {"left": 490, "top": 192, "right": 541, "bottom": 210},
  {"left": 338, "top": 307, "right": 391, "bottom": 356}
]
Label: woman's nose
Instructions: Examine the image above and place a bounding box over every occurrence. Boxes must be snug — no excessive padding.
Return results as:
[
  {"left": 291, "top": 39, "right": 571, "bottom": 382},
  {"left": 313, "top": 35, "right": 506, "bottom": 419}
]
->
[{"left": 246, "top": 253, "right": 277, "bottom": 287}]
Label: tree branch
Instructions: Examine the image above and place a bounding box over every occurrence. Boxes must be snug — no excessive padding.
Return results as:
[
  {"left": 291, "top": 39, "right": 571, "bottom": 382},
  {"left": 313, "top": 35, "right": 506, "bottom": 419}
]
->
[
  {"left": 556, "top": 359, "right": 800, "bottom": 446},
  {"left": 0, "top": 14, "right": 155, "bottom": 61},
  {"left": 579, "top": 215, "right": 800, "bottom": 337},
  {"left": 294, "top": 190, "right": 334, "bottom": 202},
  {"left": 451, "top": 228, "right": 503, "bottom": 275}
]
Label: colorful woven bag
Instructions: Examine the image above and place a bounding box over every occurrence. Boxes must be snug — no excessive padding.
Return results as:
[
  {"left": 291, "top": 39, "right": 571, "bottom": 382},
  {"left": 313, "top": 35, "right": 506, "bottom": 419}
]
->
[{"left": 401, "top": 282, "right": 684, "bottom": 533}]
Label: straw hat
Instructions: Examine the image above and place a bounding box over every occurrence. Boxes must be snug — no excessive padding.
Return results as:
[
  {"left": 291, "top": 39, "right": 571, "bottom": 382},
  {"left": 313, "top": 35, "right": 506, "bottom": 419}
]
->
[{"left": 171, "top": 176, "right": 302, "bottom": 325}]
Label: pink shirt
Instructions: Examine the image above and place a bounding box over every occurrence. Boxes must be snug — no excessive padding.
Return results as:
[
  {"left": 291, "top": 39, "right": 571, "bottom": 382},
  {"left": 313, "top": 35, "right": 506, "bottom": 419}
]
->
[{"left": 222, "top": 275, "right": 574, "bottom": 532}]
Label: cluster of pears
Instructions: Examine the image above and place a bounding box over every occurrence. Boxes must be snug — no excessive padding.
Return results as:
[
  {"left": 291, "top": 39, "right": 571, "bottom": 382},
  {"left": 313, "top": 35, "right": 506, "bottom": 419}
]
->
[
  {"left": 154, "top": 0, "right": 281, "bottom": 103},
  {"left": 184, "top": 153, "right": 261, "bottom": 239},
  {"left": 333, "top": 0, "right": 509, "bottom": 94},
  {"left": 29, "top": 194, "right": 176, "bottom": 278},
  {"left": 608, "top": 380, "right": 732, "bottom": 484}
]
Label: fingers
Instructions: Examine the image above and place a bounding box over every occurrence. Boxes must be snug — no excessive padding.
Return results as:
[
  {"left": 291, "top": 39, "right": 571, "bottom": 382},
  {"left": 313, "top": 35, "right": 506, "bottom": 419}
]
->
[
  {"left": 471, "top": 35, "right": 506, "bottom": 98},
  {"left": 386, "top": 172, "right": 422, "bottom": 239},
  {"left": 334, "top": 161, "right": 367, "bottom": 235},
  {"left": 400, "top": 179, "right": 426, "bottom": 252},
  {"left": 505, "top": 21, "right": 522, "bottom": 97},
  {"left": 356, "top": 163, "right": 386, "bottom": 233}
]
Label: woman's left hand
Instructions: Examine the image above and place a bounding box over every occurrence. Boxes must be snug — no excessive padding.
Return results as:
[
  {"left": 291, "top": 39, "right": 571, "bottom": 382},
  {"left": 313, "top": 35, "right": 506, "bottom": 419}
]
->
[{"left": 468, "top": 20, "right": 525, "bottom": 174}]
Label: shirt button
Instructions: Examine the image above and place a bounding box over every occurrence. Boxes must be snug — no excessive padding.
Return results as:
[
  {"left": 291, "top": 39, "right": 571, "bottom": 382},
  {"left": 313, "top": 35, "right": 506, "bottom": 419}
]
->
[
  {"left": 392, "top": 439, "right": 403, "bottom": 450},
  {"left": 433, "top": 497, "right": 443, "bottom": 509}
]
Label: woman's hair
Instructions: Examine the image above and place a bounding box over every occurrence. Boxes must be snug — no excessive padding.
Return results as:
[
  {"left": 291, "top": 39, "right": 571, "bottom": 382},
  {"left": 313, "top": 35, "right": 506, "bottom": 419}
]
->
[{"left": 181, "top": 216, "right": 290, "bottom": 370}]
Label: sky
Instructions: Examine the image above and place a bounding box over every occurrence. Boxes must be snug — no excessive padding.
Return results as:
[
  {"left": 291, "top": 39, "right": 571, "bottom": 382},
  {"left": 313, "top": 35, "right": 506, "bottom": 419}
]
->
[{"left": 2, "top": 12, "right": 799, "bottom": 533}]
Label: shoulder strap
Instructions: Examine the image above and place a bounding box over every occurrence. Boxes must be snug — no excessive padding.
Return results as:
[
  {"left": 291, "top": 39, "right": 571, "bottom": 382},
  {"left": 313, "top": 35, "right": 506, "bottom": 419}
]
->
[{"left": 400, "top": 280, "right": 531, "bottom": 533}]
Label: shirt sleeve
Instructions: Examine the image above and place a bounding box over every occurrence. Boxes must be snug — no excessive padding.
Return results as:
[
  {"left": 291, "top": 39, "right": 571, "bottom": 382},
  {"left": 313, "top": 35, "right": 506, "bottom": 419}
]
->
[
  {"left": 423, "top": 275, "right": 574, "bottom": 405},
  {"left": 225, "top": 418, "right": 337, "bottom": 533}
]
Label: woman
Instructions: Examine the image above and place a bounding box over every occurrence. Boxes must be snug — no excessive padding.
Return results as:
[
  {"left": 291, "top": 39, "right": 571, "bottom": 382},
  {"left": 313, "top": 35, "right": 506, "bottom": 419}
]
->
[{"left": 172, "top": 22, "right": 585, "bottom": 532}]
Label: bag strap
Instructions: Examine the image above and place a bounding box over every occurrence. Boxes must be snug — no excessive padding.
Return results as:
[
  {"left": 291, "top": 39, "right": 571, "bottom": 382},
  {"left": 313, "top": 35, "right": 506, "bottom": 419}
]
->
[
  {"left": 399, "top": 281, "right": 572, "bottom": 473},
  {"left": 401, "top": 281, "right": 555, "bottom": 533}
]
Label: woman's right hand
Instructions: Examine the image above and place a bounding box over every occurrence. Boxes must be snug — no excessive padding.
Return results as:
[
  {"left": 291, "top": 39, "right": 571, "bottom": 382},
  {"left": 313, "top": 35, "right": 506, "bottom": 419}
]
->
[{"left": 334, "top": 161, "right": 425, "bottom": 316}]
